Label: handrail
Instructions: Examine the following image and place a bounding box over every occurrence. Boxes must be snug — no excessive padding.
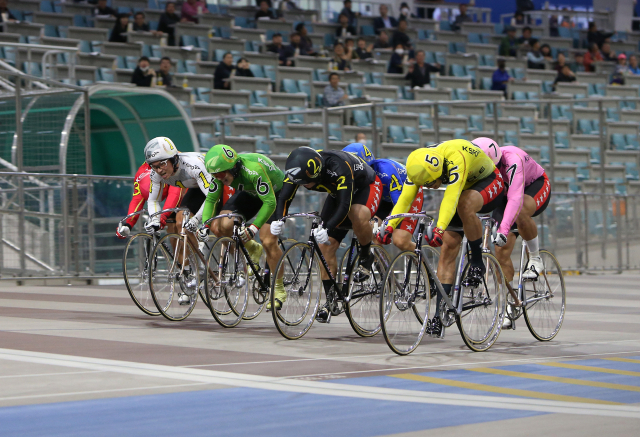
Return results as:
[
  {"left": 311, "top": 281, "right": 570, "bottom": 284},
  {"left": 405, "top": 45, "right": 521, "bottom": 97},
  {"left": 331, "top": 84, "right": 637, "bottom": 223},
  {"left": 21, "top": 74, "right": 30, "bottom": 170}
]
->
[{"left": 0, "top": 42, "right": 79, "bottom": 52}]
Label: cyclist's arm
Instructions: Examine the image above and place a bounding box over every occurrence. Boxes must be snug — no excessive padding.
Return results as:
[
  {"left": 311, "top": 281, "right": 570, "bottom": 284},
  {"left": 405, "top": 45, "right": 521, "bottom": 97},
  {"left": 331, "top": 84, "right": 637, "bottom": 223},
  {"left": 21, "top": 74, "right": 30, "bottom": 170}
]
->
[
  {"left": 193, "top": 168, "right": 215, "bottom": 221},
  {"left": 498, "top": 155, "right": 525, "bottom": 235},
  {"left": 125, "top": 180, "right": 146, "bottom": 227},
  {"left": 388, "top": 167, "right": 405, "bottom": 206},
  {"left": 436, "top": 151, "right": 468, "bottom": 230},
  {"left": 202, "top": 179, "right": 223, "bottom": 225},
  {"left": 323, "top": 160, "right": 354, "bottom": 232},
  {"left": 249, "top": 163, "right": 278, "bottom": 229},
  {"left": 160, "top": 186, "right": 185, "bottom": 223},
  {"left": 146, "top": 173, "right": 163, "bottom": 219},
  {"left": 388, "top": 180, "right": 418, "bottom": 229},
  {"left": 275, "top": 178, "right": 298, "bottom": 220}
]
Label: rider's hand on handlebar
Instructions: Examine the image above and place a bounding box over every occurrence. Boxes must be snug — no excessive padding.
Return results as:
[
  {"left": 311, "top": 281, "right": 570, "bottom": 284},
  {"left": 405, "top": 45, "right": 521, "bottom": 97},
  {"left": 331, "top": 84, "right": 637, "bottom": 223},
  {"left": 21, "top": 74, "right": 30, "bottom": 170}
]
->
[
  {"left": 184, "top": 216, "right": 200, "bottom": 233},
  {"left": 144, "top": 219, "right": 161, "bottom": 233},
  {"left": 426, "top": 227, "right": 444, "bottom": 247},
  {"left": 116, "top": 223, "right": 131, "bottom": 239},
  {"left": 493, "top": 232, "right": 508, "bottom": 247},
  {"left": 375, "top": 225, "right": 394, "bottom": 245},
  {"left": 270, "top": 220, "right": 284, "bottom": 236},
  {"left": 240, "top": 224, "right": 259, "bottom": 243},
  {"left": 196, "top": 227, "right": 210, "bottom": 242},
  {"left": 313, "top": 226, "right": 330, "bottom": 245}
]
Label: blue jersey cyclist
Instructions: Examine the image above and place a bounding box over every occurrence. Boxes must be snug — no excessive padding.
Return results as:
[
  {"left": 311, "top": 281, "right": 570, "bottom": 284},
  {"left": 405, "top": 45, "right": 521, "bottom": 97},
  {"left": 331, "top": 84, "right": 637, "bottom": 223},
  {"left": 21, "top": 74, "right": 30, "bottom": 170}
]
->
[{"left": 342, "top": 143, "right": 424, "bottom": 252}]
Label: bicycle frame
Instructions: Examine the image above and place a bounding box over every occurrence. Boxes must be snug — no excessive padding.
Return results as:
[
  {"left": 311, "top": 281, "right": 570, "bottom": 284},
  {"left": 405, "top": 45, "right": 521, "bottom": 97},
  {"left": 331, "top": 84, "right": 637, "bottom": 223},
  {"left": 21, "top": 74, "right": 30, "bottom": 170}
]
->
[
  {"left": 149, "top": 207, "right": 192, "bottom": 278},
  {"left": 514, "top": 237, "right": 554, "bottom": 307}
]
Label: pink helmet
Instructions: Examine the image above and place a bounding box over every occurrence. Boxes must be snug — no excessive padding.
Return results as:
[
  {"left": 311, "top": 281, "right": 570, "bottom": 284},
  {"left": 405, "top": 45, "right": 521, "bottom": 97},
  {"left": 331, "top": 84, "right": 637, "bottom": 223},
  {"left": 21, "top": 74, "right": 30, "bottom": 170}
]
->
[{"left": 472, "top": 137, "right": 502, "bottom": 165}]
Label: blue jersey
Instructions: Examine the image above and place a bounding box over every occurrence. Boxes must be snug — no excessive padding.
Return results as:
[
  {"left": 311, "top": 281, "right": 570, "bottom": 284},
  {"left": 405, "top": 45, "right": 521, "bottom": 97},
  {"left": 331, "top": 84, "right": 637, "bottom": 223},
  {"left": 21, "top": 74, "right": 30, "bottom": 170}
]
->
[{"left": 371, "top": 158, "right": 407, "bottom": 204}]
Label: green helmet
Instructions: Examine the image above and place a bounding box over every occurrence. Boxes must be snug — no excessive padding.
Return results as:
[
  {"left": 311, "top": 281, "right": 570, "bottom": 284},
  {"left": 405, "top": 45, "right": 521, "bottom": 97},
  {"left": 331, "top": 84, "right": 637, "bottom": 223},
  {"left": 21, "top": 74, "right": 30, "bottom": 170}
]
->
[{"left": 205, "top": 144, "right": 239, "bottom": 174}]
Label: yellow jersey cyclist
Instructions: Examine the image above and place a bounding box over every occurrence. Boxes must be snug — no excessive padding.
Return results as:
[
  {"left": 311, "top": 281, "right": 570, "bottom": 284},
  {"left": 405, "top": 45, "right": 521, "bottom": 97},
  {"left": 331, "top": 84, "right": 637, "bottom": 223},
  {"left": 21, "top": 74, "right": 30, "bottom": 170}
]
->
[
  {"left": 386, "top": 139, "right": 506, "bottom": 336},
  {"left": 272, "top": 147, "right": 382, "bottom": 323},
  {"left": 200, "top": 144, "right": 287, "bottom": 311}
]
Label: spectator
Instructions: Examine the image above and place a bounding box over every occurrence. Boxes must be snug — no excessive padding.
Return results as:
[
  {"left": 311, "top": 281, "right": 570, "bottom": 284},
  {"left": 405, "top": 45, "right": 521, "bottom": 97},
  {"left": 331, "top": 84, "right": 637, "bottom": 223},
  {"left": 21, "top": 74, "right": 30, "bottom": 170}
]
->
[
  {"left": 0, "top": 0, "right": 17, "bottom": 31},
  {"left": 331, "top": 42, "right": 351, "bottom": 71},
  {"left": 405, "top": 50, "right": 439, "bottom": 88},
  {"left": 517, "top": 26, "right": 535, "bottom": 47},
  {"left": 235, "top": 57, "right": 254, "bottom": 77},
  {"left": 109, "top": 14, "right": 129, "bottom": 43},
  {"left": 560, "top": 8, "right": 574, "bottom": 28},
  {"left": 354, "top": 37, "right": 373, "bottom": 60},
  {"left": 511, "top": 11, "right": 525, "bottom": 26},
  {"left": 131, "top": 56, "right": 156, "bottom": 87},
  {"left": 629, "top": 55, "right": 640, "bottom": 75},
  {"left": 549, "top": 14, "right": 559, "bottom": 37},
  {"left": 553, "top": 64, "right": 576, "bottom": 89},
  {"left": 345, "top": 38, "right": 356, "bottom": 59},
  {"left": 388, "top": 43, "right": 407, "bottom": 74},
  {"left": 583, "top": 43, "right": 602, "bottom": 72},
  {"left": 587, "top": 22, "right": 614, "bottom": 49},
  {"left": 132, "top": 12, "right": 150, "bottom": 32},
  {"left": 526, "top": 40, "right": 545, "bottom": 69},
  {"left": 611, "top": 53, "right": 628, "bottom": 85},
  {"left": 398, "top": 2, "right": 415, "bottom": 21},
  {"left": 374, "top": 4, "right": 398, "bottom": 35},
  {"left": 181, "top": 0, "right": 208, "bottom": 24},
  {"left": 157, "top": 2, "right": 180, "bottom": 46},
  {"left": 601, "top": 43, "right": 616, "bottom": 62},
  {"left": 540, "top": 44, "right": 553, "bottom": 62},
  {"left": 266, "top": 33, "right": 287, "bottom": 65},
  {"left": 572, "top": 52, "right": 586, "bottom": 73},
  {"left": 214, "top": 52, "right": 234, "bottom": 89},
  {"left": 451, "top": 3, "right": 473, "bottom": 32},
  {"left": 255, "top": 0, "right": 271, "bottom": 6},
  {"left": 391, "top": 19, "right": 411, "bottom": 49},
  {"left": 374, "top": 30, "right": 391, "bottom": 49},
  {"left": 295, "top": 23, "right": 316, "bottom": 55},
  {"left": 157, "top": 56, "right": 173, "bottom": 86},
  {"left": 355, "top": 132, "right": 367, "bottom": 143},
  {"left": 340, "top": 0, "right": 359, "bottom": 28},
  {"left": 491, "top": 58, "right": 513, "bottom": 97},
  {"left": 323, "top": 72, "right": 347, "bottom": 107},
  {"left": 255, "top": 0, "right": 276, "bottom": 20},
  {"left": 280, "top": 32, "right": 303, "bottom": 64},
  {"left": 94, "top": 0, "right": 117, "bottom": 18},
  {"left": 515, "top": 0, "right": 535, "bottom": 23},
  {"left": 554, "top": 52, "right": 567, "bottom": 72},
  {"left": 336, "top": 13, "right": 356, "bottom": 37},
  {"left": 499, "top": 26, "right": 518, "bottom": 57}
]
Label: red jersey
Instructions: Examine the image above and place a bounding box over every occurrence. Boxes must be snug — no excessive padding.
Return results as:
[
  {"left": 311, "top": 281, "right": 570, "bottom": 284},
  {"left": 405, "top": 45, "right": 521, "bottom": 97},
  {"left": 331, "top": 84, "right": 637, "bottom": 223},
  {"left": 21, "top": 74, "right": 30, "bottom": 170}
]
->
[{"left": 126, "top": 163, "right": 184, "bottom": 227}]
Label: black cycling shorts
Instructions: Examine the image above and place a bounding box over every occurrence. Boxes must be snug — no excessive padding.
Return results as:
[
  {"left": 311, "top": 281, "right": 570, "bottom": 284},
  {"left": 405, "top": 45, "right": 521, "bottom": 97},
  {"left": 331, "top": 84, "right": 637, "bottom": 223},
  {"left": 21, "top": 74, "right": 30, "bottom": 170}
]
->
[
  {"left": 326, "top": 177, "right": 383, "bottom": 243},
  {"left": 222, "top": 190, "right": 280, "bottom": 225},
  {"left": 181, "top": 187, "right": 206, "bottom": 217}
]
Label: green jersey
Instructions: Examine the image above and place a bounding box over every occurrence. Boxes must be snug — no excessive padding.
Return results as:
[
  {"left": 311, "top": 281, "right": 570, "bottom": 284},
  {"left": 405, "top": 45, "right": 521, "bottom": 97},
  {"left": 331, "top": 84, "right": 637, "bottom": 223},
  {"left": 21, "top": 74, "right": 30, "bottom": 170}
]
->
[{"left": 202, "top": 153, "right": 284, "bottom": 228}]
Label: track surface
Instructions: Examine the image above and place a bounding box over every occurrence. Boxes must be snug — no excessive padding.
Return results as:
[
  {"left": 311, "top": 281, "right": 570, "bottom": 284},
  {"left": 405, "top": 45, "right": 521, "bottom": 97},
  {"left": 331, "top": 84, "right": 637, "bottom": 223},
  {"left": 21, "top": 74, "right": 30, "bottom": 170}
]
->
[{"left": 1, "top": 274, "right": 640, "bottom": 436}]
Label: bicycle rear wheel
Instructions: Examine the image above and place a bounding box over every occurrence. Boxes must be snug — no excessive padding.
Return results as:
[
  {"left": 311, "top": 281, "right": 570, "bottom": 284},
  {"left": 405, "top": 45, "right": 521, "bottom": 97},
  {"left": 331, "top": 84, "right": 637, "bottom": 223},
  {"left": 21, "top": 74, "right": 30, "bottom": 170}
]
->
[
  {"left": 456, "top": 253, "right": 506, "bottom": 352},
  {"left": 380, "top": 251, "right": 430, "bottom": 355},
  {"left": 272, "top": 242, "right": 322, "bottom": 340},
  {"left": 123, "top": 232, "right": 159, "bottom": 316},
  {"left": 523, "top": 250, "right": 566, "bottom": 341},
  {"left": 149, "top": 234, "right": 199, "bottom": 321},
  {"left": 345, "top": 246, "right": 389, "bottom": 337},
  {"left": 205, "top": 237, "right": 249, "bottom": 328}
]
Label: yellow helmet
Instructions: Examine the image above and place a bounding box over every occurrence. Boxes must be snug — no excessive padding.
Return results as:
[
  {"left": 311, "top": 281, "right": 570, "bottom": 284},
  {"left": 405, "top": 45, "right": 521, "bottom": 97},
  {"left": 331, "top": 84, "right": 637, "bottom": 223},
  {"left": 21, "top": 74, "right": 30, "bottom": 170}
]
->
[{"left": 406, "top": 148, "right": 444, "bottom": 186}]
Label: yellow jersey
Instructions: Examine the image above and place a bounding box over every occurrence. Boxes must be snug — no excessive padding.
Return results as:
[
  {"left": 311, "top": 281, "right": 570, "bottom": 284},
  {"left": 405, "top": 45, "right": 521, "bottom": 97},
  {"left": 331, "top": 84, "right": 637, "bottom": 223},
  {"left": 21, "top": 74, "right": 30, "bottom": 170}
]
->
[{"left": 389, "top": 140, "right": 496, "bottom": 230}]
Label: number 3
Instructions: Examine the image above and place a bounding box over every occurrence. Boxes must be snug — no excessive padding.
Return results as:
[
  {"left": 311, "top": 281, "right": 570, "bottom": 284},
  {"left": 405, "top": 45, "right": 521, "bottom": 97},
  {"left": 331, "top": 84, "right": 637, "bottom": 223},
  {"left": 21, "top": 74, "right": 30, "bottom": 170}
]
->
[{"left": 424, "top": 154, "right": 439, "bottom": 167}]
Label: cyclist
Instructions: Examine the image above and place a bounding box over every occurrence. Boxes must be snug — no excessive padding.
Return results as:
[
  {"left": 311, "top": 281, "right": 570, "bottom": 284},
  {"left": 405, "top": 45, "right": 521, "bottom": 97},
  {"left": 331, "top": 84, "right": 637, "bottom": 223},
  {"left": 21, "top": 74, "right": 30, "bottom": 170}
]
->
[
  {"left": 342, "top": 143, "right": 423, "bottom": 252},
  {"left": 144, "top": 137, "right": 217, "bottom": 304},
  {"left": 201, "top": 144, "right": 286, "bottom": 311},
  {"left": 384, "top": 139, "right": 505, "bottom": 336},
  {"left": 474, "top": 137, "right": 550, "bottom": 285},
  {"left": 272, "top": 146, "right": 382, "bottom": 323}
]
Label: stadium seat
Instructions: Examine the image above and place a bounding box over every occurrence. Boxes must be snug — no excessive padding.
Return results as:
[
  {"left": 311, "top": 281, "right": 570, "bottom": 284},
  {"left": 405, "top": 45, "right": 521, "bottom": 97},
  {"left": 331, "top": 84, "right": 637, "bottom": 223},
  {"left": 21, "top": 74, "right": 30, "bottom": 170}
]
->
[
  {"left": 418, "top": 113, "right": 432, "bottom": 129},
  {"left": 454, "top": 89, "right": 468, "bottom": 100},
  {"left": 521, "top": 117, "right": 534, "bottom": 133},
  {"left": 353, "top": 110, "right": 371, "bottom": 127},
  {"left": 513, "top": 91, "right": 527, "bottom": 101},
  {"left": 361, "top": 25, "right": 375, "bottom": 36},
  {"left": 424, "top": 52, "right": 436, "bottom": 64},
  {"left": 625, "top": 134, "right": 640, "bottom": 150},
  {"left": 555, "top": 131, "right": 569, "bottom": 148},
  {"left": 483, "top": 54, "right": 496, "bottom": 66},
  {"left": 298, "top": 80, "right": 311, "bottom": 98},
  {"left": 611, "top": 133, "right": 627, "bottom": 150},
  {"left": 263, "top": 65, "right": 276, "bottom": 82},
  {"left": 232, "top": 104, "right": 247, "bottom": 114},
  {"left": 251, "top": 90, "right": 268, "bottom": 106},
  {"left": 577, "top": 119, "right": 595, "bottom": 134},
  {"left": 504, "top": 131, "right": 518, "bottom": 146},
  {"left": 371, "top": 72, "right": 384, "bottom": 85},
  {"left": 328, "top": 123, "right": 342, "bottom": 141},
  {"left": 450, "top": 64, "right": 466, "bottom": 77},
  {"left": 606, "top": 107, "right": 619, "bottom": 122},
  {"left": 527, "top": 92, "right": 539, "bottom": 100},
  {"left": 281, "top": 78, "right": 300, "bottom": 94},
  {"left": 388, "top": 125, "right": 407, "bottom": 143},
  {"left": 289, "top": 107, "right": 305, "bottom": 124},
  {"left": 315, "top": 94, "right": 323, "bottom": 107},
  {"left": 558, "top": 27, "right": 572, "bottom": 39},
  {"left": 469, "top": 115, "right": 483, "bottom": 131},
  {"left": 404, "top": 127, "right": 419, "bottom": 143},
  {"left": 270, "top": 121, "right": 285, "bottom": 139},
  {"left": 249, "top": 64, "right": 265, "bottom": 78},
  {"left": 467, "top": 33, "right": 482, "bottom": 44},
  {"left": 348, "top": 83, "right": 363, "bottom": 98},
  {"left": 481, "top": 77, "right": 492, "bottom": 90},
  {"left": 196, "top": 88, "right": 211, "bottom": 103}
]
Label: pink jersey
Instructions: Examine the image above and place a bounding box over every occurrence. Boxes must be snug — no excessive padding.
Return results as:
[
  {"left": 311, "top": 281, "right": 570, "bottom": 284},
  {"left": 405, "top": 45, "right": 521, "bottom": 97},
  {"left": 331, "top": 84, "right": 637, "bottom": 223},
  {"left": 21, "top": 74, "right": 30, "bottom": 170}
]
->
[{"left": 495, "top": 146, "right": 546, "bottom": 235}]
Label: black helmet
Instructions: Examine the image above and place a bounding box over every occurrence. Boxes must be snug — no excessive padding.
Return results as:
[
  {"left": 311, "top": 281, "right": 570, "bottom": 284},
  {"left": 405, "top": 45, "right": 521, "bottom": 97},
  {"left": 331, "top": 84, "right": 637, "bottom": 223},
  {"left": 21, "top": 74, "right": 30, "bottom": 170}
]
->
[{"left": 285, "top": 147, "right": 323, "bottom": 184}]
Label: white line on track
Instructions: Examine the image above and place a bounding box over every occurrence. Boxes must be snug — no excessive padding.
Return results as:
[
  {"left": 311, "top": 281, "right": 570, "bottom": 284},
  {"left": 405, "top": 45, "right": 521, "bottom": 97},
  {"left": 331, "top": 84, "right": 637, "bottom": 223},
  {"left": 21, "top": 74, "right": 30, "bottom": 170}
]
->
[
  {"left": 1, "top": 348, "right": 640, "bottom": 419},
  {"left": 0, "top": 370, "right": 104, "bottom": 379}
]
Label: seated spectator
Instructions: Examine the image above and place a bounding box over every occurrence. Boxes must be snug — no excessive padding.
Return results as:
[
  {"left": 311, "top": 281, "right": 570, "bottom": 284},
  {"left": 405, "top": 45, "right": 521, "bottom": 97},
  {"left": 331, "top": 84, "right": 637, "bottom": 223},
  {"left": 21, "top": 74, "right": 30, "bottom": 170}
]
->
[
  {"left": 517, "top": 26, "right": 535, "bottom": 47},
  {"left": 214, "top": 52, "right": 234, "bottom": 89},
  {"left": 511, "top": 11, "right": 525, "bottom": 26},
  {"left": 255, "top": 0, "right": 276, "bottom": 20},
  {"left": 587, "top": 22, "right": 613, "bottom": 49},
  {"left": 451, "top": 3, "right": 473, "bottom": 32},
  {"left": 181, "top": 0, "right": 208, "bottom": 24},
  {"left": 340, "top": 0, "right": 359, "bottom": 28},
  {"left": 295, "top": 23, "right": 316, "bottom": 56},
  {"left": 549, "top": 15, "right": 559, "bottom": 37},
  {"left": 629, "top": 55, "right": 640, "bottom": 75},
  {"left": 560, "top": 9, "right": 574, "bottom": 28},
  {"left": 540, "top": 44, "right": 553, "bottom": 62},
  {"left": 554, "top": 64, "right": 576, "bottom": 89},
  {"left": 499, "top": 26, "right": 518, "bottom": 57},
  {"left": 572, "top": 52, "right": 586, "bottom": 73},
  {"left": 398, "top": 2, "right": 415, "bottom": 21},
  {"left": 583, "top": 43, "right": 602, "bottom": 72},
  {"left": 336, "top": 13, "right": 356, "bottom": 37},
  {"left": 158, "top": 2, "right": 180, "bottom": 46},
  {"left": 526, "top": 40, "right": 545, "bottom": 69},
  {"left": 331, "top": 42, "right": 351, "bottom": 71},
  {"left": 235, "top": 58, "right": 254, "bottom": 77},
  {"left": 391, "top": 19, "right": 411, "bottom": 50},
  {"left": 0, "top": 0, "right": 17, "bottom": 31},
  {"left": 94, "top": 0, "right": 117, "bottom": 18},
  {"left": 374, "top": 30, "right": 391, "bottom": 49},
  {"left": 554, "top": 52, "right": 567, "bottom": 72},
  {"left": 157, "top": 56, "right": 173, "bottom": 86},
  {"left": 109, "top": 14, "right": 129, "bottom": 43},
  {"left": 491, "top": 58, "right": 513, "bottom": 97},
  {"left": 374, "top": 4, "right": 398, "bottom": 35},
  {"left": 266, "top": 33, "right": 287, "bottom": 65},
  {"left": 388, "top": 43, "right": 407, "bottom": 74},
  {"left": 132, "top": 12, "right": 150, "bottom": 32},
  {"left": 601, "top": 43, "right": 616, "bottom": 62},
  {"left": 611, "top": 54, "right": 628, "bottom": 85},
  {"left": 345, "top": 38, "right": 356, "bottom": 59},
  {"left": 516, "top": 0, "right": 535, "bottom": 21},
  {"left": 281, "top": 32, "right": 304, "bottom": 64},
  {"left": 354, "top": 37, "right": 373, "bottom": 60},
  {"left": 355, "top": 132, "right": 367, "bottom": 143},
  {"left": 323, "top": 72, "right": 347, "bottom": 107},
  {"left": 131, "top": 56, "right": 156, "bottom": 87},
  {"left": 405, "top": 50, "right": 439, "bottom": 88}
]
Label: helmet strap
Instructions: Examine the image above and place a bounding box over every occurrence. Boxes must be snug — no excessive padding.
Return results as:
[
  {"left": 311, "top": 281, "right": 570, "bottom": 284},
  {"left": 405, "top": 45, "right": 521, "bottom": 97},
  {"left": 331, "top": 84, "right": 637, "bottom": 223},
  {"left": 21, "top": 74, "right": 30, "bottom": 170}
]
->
[{"left": 229, "top": 160, "right": 241, "bottom": 178}]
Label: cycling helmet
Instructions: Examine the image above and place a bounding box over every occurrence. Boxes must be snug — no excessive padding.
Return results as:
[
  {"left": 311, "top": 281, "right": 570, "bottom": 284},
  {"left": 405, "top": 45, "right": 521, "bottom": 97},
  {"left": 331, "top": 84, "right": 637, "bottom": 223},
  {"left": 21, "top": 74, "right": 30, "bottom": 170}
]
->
[
  {"left": 205, "top": 144, "right": 240, "bottom": 175},
  {"left": 472, "top": 137, "right": 502, "bottom": 165},
  {"left": 405, "top": 147, "right": 444, "bottom": 186},
  {"left": 342, "top": 142, "right": 375, "bottom": 164},
  {"left": 284, "top": 147, "right": 323, "bottom": 184},
  {"left": 144, "top": 137, "right": 179, "bottom": 164}
]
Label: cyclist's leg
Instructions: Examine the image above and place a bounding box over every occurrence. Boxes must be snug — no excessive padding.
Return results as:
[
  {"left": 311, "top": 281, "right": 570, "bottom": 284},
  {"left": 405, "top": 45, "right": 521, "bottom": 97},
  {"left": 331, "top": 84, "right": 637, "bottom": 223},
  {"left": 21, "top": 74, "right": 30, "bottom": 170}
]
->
[
  {"left": 494, "top": 232, "right": 518, "bottom": 283},
  {"left": 519, "top": 174, "right": 551, "bottom": 277},
  {"left": 348, "top": 176, "right": 382, "bottom": 266},
  {"left": 392, "top": 186, "right": 424, "bottom": 252}
]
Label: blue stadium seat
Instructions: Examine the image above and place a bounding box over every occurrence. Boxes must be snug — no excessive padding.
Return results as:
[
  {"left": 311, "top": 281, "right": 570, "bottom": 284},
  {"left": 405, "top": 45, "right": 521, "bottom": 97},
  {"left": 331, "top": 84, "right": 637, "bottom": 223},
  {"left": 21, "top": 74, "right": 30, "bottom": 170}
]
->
[
  {"left": 281, "top": 78, "right": 300, "bottom": 94},
  {"left": 251, "top": 90, "right": 268, "bottom": 106},
  {"left": 454, "top": 42, "right": 466, "bottom": 53},
  {"left": 328, "top": 123, "right": 342, "bottom": 141},
  {"left": 298, "top": 80, "right": 311, "bottom": 98},
  {"left": 469, "top": 115, "right": 483, "bottom": 131},
  {"left": 542, "top": 80, "right": 554, "bottom": 93},
  {"left": 353, "top": 110, "right": 371, "bottom": 127},
  {"left": 371, "top": 72, "right": 383, "bottom": 85},
  {"left": 388, "top": 125, "right": 407, "bottom": 143},
  {"left": 454, "top": 89, "right": 468, "bottom": 100},
  {"left": 288, "top": 107, "right": 305, "bottom": 124},
  {"left": 558, "top": 27, "right": 572, "bottom": 39},
  {"left": 198, "top": 133, "right": 216, "bottom": 151},
  {"left": 315, "top": 94, "right": 323, "bottom": 107},
  {"left": 521, "top": 117, "right": 534, "bottom": 133},
  {"left": 625, "top": 134, "right": 640, "bottom": 150},
  {"left": 270, "top": 121, "right": 285, "bottom": 139},
  {"left": 360, "top": 25, "right": 375, "bottom": 36},
  {"left": 527, "top": 92, "right": 539, "bottom": 100},
  {"left": 418, "top": 29, "right": 429, "bottom": 40},
  {"left": 401, "top": 86, "right": 413, "bottom": 100},
  {"left": 349, "top": 83, "right": 363, "bottom": 98},
  {"left": 434, "top": 52, "right": 446, "bottom": 65},
  {"left": 439, "top": 21, "right": 452, "bottom": 31},
  {"left": 263, "top": 65, "right": 276, "bottom": 82},
  {"left": 424, "top": 51, "right": 436, "bottom": 64},
  {"left": 555, "top": 131, "right": 569, "bottom": 148},
  {"left": 249, "top": 64, "right": 265, "bottom": 78},
  {"left": 481, "top": 77, "right": 492, "bottom": 90},
  {"left": 611, "top": 133, "right": 627, "bottom": 150},
  {"left": 512, "top": 91, "right": 527, "bottom": 101},
  {"left": 232, "top": 104, "right": 247, "bottom": 114},
  {"left": 483, "top": 55, "right": 496, "bottom": 66},
  {"left": 467, "top": 33, "right": 482, "bottom": 44},
  {"left": 196, "top": 88, "right": 211, "bottom": 103},
  {"left": 418, "top": 113, "right": 432, "bottom": 129},
  {"left": 504, "top": 131, "right": 518, "bottom": 146},
  {"left": 577, "top": 119, "right": 597, "bottom": 134},
  {"left": 403, "top": 127, "right": 419, "bottom": 143},
  {"left": 450, "top": 64, "right": 466, "bottom": 77}
]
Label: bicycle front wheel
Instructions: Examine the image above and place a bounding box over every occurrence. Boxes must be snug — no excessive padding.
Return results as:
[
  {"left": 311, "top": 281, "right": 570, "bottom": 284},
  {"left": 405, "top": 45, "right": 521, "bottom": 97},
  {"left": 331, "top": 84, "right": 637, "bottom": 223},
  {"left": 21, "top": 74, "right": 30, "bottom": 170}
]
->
[
  {"left": 245, "top": 243, "right": 268, "bottom": 321},
  {"left": 123, "top": 232, "right": 159, "bottom": 316},
  {"left": 149, "top": 234, "right": 199, "bottom": 321},
  {"left": 272, "top": 242, "right": 322, "bottom": 340},
  {"left": 456, "top": 253, "right": 506, "bottom": 352},
  {"left": 380, "top": 251, "right": 430, "bottom": 355},
  {"left": 205, "top": 237, "right": 249, "bottom": 328},
  {"left": 523, "top": 250, "right": 566, "bottom": 341}
]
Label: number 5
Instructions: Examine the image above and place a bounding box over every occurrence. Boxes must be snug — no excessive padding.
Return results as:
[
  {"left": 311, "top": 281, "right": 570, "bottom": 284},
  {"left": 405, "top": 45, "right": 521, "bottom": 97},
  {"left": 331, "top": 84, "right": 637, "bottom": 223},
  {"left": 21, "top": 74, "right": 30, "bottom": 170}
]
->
[{"left": 424, "top": 154, "right": 439, "bottom": 167}]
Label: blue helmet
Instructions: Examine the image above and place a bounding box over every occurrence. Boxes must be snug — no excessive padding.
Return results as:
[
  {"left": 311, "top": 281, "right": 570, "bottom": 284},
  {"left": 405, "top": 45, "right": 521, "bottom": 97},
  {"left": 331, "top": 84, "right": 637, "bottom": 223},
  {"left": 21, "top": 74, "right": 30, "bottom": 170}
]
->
[{"left": 343, "top": 142, "right": 375, "bottom": 165}]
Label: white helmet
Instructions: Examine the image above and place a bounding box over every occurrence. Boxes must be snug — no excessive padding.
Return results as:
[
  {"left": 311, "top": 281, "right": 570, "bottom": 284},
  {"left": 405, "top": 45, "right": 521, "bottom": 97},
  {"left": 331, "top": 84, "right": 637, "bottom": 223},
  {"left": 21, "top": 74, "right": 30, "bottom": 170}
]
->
[{"left": 144, "top": 137, "right": 178, "bottom": 164}]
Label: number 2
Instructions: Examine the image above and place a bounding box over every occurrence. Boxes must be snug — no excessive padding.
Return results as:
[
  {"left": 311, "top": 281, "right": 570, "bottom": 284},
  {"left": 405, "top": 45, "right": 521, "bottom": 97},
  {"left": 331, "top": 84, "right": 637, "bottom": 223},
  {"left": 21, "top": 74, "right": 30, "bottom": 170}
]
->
[{"left": 336, "top": 176, "right": 347, "bottom": 190}]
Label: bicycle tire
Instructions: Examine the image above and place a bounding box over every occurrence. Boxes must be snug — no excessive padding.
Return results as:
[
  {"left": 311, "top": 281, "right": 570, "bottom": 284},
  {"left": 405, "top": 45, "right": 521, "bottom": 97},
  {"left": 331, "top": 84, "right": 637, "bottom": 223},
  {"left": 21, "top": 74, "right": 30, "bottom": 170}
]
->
[
  {"left": 123, "top": 232, "right": 159, "bottom": 316},
  {"left": 456, "top": 253, "right": 506, "bottom": 352},
  {"left": 523, "top": 249, "right": 566, "bottom": 341},
  {"left": 148, "top": 233, "right": 199, "bottom": 321},
  {"left": 245, "top": 244, "right": 268, "bottom": 320}
]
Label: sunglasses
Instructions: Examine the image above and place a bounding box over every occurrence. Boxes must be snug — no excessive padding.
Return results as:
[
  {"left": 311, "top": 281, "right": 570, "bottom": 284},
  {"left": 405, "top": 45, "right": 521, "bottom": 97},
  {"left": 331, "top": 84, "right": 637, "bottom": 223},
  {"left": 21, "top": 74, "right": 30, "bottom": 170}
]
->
[{"left": 150, "top": 159, "right": 169, "bottom": 171}]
